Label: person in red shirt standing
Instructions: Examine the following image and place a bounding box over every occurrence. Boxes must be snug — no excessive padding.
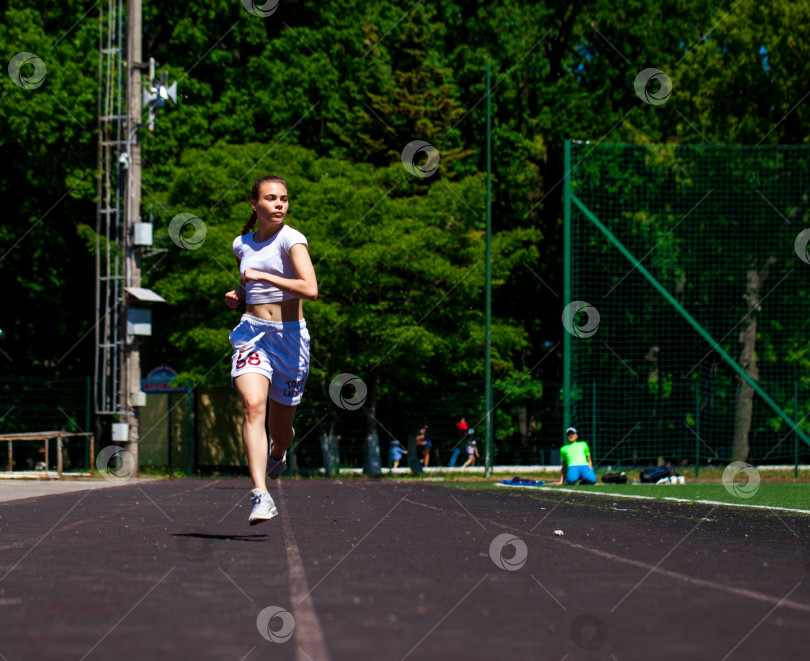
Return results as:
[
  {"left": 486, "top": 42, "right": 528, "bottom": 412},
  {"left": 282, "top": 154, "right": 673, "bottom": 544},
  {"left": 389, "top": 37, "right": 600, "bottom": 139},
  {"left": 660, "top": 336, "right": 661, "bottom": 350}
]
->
[
  {"left": 455, "top": 417, "right": 468, "bottom": 439},
  {"left": 448, "top": 417, "right": 468, "bottom": 467}
]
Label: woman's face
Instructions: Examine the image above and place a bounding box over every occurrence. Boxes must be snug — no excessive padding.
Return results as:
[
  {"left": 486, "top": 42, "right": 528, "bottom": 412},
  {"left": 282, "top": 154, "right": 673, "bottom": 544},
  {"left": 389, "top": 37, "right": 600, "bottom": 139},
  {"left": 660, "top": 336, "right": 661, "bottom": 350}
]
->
[{"left": 253, "top": 181, "right": 289, "bottom": 223}]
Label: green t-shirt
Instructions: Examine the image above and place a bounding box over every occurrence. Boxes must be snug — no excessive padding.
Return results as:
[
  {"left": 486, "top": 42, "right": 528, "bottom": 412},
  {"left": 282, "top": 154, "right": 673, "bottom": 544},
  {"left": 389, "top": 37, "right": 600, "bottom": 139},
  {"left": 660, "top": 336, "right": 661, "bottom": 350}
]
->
[{"left": 560, "top": 440, "right": 590, "bottom": 467}]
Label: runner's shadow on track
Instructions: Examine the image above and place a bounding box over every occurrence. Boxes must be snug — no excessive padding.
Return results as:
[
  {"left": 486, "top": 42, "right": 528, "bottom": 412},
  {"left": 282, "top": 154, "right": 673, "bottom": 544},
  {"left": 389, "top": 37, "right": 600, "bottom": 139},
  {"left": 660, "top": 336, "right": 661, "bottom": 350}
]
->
[
  {"left": 173, "top": 532, "right": 266, "bottom": 563},
  {"left": 172, "top": 533, "right": 266, "bottom": 542}
]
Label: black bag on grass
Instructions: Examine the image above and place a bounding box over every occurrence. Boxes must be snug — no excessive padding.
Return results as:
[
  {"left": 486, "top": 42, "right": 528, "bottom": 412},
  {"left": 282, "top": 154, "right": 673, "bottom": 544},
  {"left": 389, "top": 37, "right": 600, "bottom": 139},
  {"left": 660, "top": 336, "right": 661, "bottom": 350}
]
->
[
  {"left": 639, "top": 464, "right": 673, "bottom": 483},
  {"left": 601, "top": 472, "right": 628, "bottom": 484}
]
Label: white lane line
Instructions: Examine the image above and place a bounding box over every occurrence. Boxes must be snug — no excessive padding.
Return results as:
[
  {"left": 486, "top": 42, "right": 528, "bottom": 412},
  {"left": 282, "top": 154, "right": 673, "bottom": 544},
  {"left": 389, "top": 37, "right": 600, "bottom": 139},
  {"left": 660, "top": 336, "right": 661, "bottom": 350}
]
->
[
  {"left": 276, "top": 481, "right": 332, "bottom": 661},
  {"left": 495, "top": 484, "right": 810, "bottom": 515},
  {"left": 554, "top": 537, "right": 810, "bottom": 614},
  {"left": 400, "top": 495, "right": 810, "bottom": 614}
]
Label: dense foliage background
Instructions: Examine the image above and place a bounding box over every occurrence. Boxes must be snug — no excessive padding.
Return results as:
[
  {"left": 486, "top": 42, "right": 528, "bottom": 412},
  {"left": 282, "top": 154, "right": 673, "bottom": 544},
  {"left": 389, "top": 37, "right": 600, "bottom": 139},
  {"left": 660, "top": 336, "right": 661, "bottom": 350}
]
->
[{"left": 2, "top": 0, "right": 809, "bottom": 466}]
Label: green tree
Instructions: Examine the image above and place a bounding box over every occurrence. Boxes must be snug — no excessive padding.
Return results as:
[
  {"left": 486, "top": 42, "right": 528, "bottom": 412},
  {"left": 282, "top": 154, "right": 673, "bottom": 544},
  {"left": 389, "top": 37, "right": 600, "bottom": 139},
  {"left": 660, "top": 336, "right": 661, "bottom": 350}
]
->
[{"left": 1, "top": 5, "right": 98, "bottom": 374}]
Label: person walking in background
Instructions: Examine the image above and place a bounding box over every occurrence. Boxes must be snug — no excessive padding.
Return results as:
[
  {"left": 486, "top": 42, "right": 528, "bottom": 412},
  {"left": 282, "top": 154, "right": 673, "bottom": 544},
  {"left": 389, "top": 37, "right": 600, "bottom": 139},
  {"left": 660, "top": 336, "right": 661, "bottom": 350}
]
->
[
  {"left": 462, "top": 434, "right": 479, "bottom": 467},
  {"left": 224, "top": 175, "right": 318, "bottom": 525},
  {"left": 449, "top": 417, "right": 468, "bottom": 467},
  {"left": 455, "top": 416, "right": 468, "bottom": 440},
  {"left": 390, "top": 439, "right": 407, "bottom": 468},
  {"left": 423, "top": 423, "right": 434, "bottom": 466},
  {"left": 551, "top": 427, "right": 597, "bottom": 486},
  {"left": 416, "top": 426, "right": 430, "bottom": 467}
]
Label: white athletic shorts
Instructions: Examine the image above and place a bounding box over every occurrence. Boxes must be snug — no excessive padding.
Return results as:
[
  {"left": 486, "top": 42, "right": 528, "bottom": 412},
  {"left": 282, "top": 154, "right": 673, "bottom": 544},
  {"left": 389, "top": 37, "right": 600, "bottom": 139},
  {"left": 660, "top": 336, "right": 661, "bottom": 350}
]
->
[{"left": 229, "top": 314, "right": 310, "bottom": 406}]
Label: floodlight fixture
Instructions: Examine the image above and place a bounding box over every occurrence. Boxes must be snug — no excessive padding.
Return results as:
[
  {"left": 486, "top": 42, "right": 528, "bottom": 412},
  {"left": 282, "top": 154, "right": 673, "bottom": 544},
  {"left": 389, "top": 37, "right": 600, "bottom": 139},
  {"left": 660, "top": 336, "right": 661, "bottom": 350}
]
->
[{"left": 141, "top": 58, "right": 177, "bottom": 131}]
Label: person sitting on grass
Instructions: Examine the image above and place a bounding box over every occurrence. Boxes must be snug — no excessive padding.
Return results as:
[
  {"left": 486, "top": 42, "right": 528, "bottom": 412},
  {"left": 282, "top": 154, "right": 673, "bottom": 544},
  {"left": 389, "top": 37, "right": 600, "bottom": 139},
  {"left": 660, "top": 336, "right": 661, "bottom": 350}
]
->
[{"left": 551, "top": 427, "right": 597, "bottom": 486}]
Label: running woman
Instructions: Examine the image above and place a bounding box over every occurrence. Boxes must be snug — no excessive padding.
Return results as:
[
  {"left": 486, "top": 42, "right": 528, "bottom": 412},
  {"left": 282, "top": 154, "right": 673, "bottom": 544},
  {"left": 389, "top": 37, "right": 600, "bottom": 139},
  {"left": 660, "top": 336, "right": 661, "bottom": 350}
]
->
[{"left": 224, "top": 175, "right": 318, "bottom": 525}]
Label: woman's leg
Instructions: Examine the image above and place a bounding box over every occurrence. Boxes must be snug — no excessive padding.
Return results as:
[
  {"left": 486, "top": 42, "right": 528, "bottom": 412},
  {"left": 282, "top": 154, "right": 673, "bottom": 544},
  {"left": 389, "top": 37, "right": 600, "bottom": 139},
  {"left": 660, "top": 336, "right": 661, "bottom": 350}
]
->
[
  {"left": 235, "top": 373, "right": 270, "bottom": 493},
  {"left": 267, "top": 398, "right": 298, "bottom": 461}
]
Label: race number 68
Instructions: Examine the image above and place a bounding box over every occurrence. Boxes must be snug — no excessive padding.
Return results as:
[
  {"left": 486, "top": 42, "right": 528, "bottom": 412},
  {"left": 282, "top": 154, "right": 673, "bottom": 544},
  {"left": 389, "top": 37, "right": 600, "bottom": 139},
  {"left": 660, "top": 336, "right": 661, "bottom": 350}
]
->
[{"left": 236, "top": 352, "right": 261, "bottom": 369}]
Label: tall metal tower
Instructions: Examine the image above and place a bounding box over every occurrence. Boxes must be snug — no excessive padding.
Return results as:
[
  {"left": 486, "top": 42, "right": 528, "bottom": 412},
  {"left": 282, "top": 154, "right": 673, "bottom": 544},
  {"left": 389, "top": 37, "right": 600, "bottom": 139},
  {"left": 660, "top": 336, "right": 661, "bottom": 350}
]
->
[
  {"left": 95, "top": 0, "right": 127, "bottom": 419},
  {"left": 95, "top": 0, "right": 166, "bottom": 471}
]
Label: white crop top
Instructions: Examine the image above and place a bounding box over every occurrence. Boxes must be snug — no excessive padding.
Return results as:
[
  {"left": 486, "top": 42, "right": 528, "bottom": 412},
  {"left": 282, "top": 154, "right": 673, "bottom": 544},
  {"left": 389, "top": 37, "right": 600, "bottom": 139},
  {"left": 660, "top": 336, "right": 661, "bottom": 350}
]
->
[{"left": 232, "top": 225, "right": 308, "bottom": 303}]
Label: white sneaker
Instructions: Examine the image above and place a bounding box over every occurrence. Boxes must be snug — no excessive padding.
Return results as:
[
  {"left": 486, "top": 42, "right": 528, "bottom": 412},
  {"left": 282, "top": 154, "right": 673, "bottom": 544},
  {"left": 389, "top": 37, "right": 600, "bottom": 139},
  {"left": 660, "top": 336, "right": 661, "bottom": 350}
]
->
[
  {"left": 248, "top": 488, "right": 278, "bottom": 525},
  {"left": 266, "top": 444, "right": 287, "bottom": 479}
]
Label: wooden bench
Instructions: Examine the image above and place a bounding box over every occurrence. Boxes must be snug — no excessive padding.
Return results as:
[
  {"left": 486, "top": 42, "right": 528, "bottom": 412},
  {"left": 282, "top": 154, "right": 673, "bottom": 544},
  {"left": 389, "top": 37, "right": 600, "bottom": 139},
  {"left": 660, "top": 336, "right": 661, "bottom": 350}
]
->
[{"left": 0, "top": 431, "right": 94, "bottom": 477}]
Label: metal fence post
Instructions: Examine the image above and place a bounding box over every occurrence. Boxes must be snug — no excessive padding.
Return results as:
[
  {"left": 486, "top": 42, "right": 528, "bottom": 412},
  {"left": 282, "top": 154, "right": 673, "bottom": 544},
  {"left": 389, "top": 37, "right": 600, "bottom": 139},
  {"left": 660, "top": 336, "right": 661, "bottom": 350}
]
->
[
  {"left": 795, "top": 381, "right": 799, "bottom": 479},
  {"left": 695, "top": 381, "right": 700, "bottom": 478}
]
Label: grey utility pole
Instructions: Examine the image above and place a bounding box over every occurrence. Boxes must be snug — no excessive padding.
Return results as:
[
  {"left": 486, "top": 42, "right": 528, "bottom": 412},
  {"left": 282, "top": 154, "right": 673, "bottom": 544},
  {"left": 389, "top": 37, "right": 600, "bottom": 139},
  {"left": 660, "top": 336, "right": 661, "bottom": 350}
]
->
[{"left": 123, "top": 0, "right": 143, "bottom": 470}]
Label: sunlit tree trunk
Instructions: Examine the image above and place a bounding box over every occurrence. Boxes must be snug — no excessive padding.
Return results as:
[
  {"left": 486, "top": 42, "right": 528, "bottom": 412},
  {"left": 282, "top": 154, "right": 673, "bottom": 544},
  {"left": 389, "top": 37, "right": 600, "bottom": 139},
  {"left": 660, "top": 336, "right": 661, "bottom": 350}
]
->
[{"left": 732, "top": 257, "right": 774, "bottom": 461}]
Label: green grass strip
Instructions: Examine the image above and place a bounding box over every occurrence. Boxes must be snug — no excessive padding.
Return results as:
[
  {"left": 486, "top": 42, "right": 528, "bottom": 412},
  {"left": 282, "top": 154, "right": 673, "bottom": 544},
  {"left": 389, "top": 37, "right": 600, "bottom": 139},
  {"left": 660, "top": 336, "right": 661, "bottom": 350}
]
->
[{"left": 495, "top": 483, "right": 810, "bottom": 512}]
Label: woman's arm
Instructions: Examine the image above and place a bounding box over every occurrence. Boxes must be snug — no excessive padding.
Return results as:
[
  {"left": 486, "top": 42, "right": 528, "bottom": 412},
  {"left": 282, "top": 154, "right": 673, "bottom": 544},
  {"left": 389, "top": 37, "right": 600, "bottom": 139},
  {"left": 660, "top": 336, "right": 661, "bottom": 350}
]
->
[
  {"left": 242, "top": 244, "right": 318, "bottom": 301},
  {"left": 224, "top": 256, "right": 244, "bottom": 309}
]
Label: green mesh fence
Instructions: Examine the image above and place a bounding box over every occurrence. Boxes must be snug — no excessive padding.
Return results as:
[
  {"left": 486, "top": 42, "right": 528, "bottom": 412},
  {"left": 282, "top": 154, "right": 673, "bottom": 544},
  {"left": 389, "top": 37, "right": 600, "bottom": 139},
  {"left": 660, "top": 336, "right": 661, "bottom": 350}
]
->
[
  {"left": 290, "top": 381, "right": 561, "bottom": 473},
  {"left": 564, "top": 141, "right": 810, "bottom": 468}
]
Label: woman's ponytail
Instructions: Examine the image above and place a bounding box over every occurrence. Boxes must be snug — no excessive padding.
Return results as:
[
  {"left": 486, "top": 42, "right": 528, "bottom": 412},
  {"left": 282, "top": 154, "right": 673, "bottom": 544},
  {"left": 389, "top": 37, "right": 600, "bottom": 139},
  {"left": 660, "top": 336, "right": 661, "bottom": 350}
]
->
[{"left": 241, "top": 210, "right": 257, "bottom": 236}]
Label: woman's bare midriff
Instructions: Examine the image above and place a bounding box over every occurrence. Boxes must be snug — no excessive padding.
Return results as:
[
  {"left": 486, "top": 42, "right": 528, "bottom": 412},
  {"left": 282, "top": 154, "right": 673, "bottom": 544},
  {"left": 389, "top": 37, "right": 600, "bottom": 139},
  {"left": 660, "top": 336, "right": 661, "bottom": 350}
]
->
[{"left": 246, "top": 298, "right": 303, "bottom": 322}]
